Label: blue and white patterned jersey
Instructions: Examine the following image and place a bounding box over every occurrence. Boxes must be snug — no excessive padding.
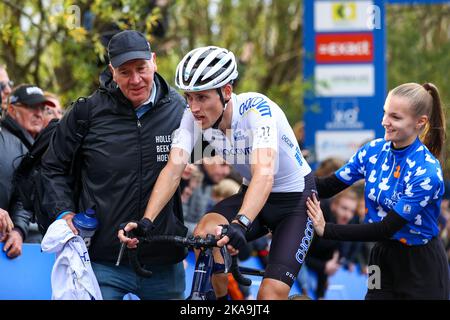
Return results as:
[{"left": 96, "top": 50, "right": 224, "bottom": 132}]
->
[
  {"left": 335, "top": 137, "right": 444, "bottom": 246},
  {"left": 171, "top": 92, "right": 311, "bottom": 192}
]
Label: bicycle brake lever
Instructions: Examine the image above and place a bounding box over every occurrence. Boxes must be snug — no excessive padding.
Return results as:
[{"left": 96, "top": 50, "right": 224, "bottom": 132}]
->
[
  {"left": 116, "top": 224, "right": 130, "bottom": 267},
  {"left": 217, "top": 225, "right": 232, "bottom": 272},
  {"left": 221, "top": 246, "right": 232, "bottom": 273},
  {"left": 115, "top": 242, "right": 126, "bottom": 266},
  {"left": 220, "top": 224, "right": 229, "bottom": 238}
]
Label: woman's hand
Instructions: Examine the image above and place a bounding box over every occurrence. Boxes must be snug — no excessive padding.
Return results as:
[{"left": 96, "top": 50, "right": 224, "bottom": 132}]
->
[{"left": 306, "top": 192, "right": 326, "bottom": 237}]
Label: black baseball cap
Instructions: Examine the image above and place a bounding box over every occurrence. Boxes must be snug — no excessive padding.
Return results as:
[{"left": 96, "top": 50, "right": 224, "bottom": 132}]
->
[
  {"left": 9, "top": 84, "right": 55, "bottom": 108},
  {"left": 108, "top": 30, "right": 152, "bottom": 68}
]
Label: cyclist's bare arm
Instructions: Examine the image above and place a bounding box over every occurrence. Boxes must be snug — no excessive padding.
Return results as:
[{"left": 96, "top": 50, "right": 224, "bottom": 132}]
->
[
  {"left": 240, "top": 147, "right": 276, "bottom": 220},
  {"left": 143, "top": 147, "right": 190, "bottom": 221},
  {"left": 118, "top": 147, "right": 190, "bottom": 246},
  {"left": 217, "top": 147, "right": 276, "bottom": 247}
]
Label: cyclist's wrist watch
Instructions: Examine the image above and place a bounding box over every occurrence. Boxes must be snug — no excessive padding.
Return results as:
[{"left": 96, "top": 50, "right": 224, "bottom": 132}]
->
[{"left": 234, "top": 214, "right": 252, "bottom": 231}]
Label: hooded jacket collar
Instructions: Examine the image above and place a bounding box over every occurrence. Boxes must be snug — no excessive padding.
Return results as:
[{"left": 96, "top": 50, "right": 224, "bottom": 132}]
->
[{"left": 1, "top": 115, "right": 34, "bottom": 149}]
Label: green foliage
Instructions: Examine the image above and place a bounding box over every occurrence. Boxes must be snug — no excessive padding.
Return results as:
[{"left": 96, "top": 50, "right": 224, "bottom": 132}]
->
[
  {"left": 0, "top": 1, "right": 448, "bottom": 174},
  {"left": 154, "top": 0, "right": 303, "bottom": 127},
  {"left": 0, "top": 0, "right": 303, "bottom": 125},
  {"left": 386, "top": 4, "right": 450, "bottom": 177}
]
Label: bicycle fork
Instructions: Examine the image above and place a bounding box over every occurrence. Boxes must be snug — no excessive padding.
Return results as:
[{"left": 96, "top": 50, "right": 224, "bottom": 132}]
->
[{"left": 188, "top": 247, "right": 216, "bottom": 300}]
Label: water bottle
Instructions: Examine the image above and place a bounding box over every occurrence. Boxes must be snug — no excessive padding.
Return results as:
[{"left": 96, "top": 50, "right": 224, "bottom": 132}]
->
[{"left": 72, "top": 208, "right": 98, "bottom": 249}]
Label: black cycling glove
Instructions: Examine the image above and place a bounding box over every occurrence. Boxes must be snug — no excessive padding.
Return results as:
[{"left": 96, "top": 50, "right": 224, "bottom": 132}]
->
[
  {"left": 220, "top": 222, "right": 248, "bottom": 251},
  {"left": 120, "top": 218, "right": 155, "bottom": 238},
  {"left": 135, "top": 218, "right": 155, "bottom": 237}
]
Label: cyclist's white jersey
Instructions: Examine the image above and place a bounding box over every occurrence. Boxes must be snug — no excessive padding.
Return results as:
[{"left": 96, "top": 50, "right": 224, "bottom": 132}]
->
[{"left": 171, "top": 92, "right": 311, "bottom": 192}]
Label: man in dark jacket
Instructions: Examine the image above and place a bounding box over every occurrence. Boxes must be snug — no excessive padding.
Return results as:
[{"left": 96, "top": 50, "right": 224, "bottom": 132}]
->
[
  {"left": 0, "top": 65, "right": 13, "bottom": 116},
  {"left": 40, "top": 30, "right": 188, "bottom": 300},
  {"left": 0, "top": 84, "right": 56, "bottom": 257}
]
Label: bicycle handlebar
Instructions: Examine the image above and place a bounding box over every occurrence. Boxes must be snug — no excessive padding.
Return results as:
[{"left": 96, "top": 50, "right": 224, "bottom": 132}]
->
[
  {"left": 230, "top": 255, "right": 252, "bottom": 286},
  {"left": 140, "top": 234, "right": 219, "bottom": 248},
  {"left": 124, "top": 232, "right": 257, "bottom": 286},
  {"left": 126, "top": 233, "right": 218, "bottom": 277}
]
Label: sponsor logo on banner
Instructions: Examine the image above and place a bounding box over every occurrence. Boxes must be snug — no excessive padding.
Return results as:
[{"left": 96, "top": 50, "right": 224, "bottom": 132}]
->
[
  {"left": 316, "top": 33, "right": 374, "bottom": 63},
  {"left": 332, "top": 2, "right": 357, "bottom": 21},
  {"left": 314, "top": 1, "right": 374, "bottom": 32},
  {"left": 315, "top": 64, "right": 375, "bottom": 97},
  {"left": 326, "top": 99, "right": 364, "bottom": 129},
  {"left": 315, "top": 130, "right": 375, "bottom": 162}
]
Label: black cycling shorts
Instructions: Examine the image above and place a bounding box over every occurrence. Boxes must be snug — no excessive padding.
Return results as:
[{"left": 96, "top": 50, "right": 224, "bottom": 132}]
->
[{"left": 209, "top": 172, "right": 316, "bottom": 287}]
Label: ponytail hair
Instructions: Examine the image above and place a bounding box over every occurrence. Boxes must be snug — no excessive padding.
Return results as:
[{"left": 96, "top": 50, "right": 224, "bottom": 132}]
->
[
  {"left": 421, "top": 83, "right": 446, "bottom": 159},
  {"left": 390, "top": 82, "right": 446, "bottom": 159}
]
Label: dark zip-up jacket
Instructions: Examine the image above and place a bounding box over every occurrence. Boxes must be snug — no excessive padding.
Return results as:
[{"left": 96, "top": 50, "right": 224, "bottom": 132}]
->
[
  {"left": 41, "top": 69, "right": 188, "bottom": 265},
  {"left": 0, "top": 115, "right": 34, "bottom": 239}
]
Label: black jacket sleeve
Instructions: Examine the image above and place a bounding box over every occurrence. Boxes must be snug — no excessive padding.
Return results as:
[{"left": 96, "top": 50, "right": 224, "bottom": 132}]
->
[
  {"left": 9, "top": 193, "right": 32, "bottom": 240},
  {"left": 315, "top": 174, "right": 350, "bottom": 199},
  {"left": 323, "top": 209, "right": 408, "bottom": 242},
  {"left": 40, "top": 102, "right": 84, "bottom": 219}
]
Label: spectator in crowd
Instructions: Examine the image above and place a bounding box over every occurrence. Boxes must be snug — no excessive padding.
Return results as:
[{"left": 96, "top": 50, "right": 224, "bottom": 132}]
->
[
  {"left": 225, "top": 166, "right": 244, "bottom": 185},
  {"left": 292, "top": 121, "right": 310, "bottom": 160},
  {"left": 40, "top": 30, "right": 187, "bottom": 299},
  {"left": 43, "top": 92, "right": 64, "bottom": 127},
  {"left": 315, "top": 157, "right": 345, "bottom": 178},
  {"left": 296, "top": 158, "right": 345, "bottom": 296},
  {"left": 180, "top": 164, "right": 198, "bottom": 196},
  {"left": 441, "top": 180, "right": 450, "bottom": 222},
  {"left": 211, "top": 179, "right": 240, "bottom": 204},
  {"left": 183, "top": 157, "right": 231, "bottom": 235},
  {"left": 440, "top": 181, "right": 450, "bottom": 267},
  {"left": 341, "top": 190, "right": 372, "bottom": 275},
  {"left": 6, "top": 85, "right": 53, "bottom": 139},
  {"left": 304, "top": 188, "right": 358, "bottom": 299},
  {"left": 314, "top": 157, "right": 346, "bottom": 224},
  {"left": 0, "top": 65, "right": 13, "bottom": 117},
  {"left": 0, "top": 84, "right": 55, "bottom": 257},
  {"left": 180, "top": 164, "right": 203, "bottom": 204}
]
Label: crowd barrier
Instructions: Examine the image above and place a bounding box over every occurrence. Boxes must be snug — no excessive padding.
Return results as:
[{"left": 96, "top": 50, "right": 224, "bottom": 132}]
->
[{"left": 0, "top": 243, "right": 367, "bottom": 300}]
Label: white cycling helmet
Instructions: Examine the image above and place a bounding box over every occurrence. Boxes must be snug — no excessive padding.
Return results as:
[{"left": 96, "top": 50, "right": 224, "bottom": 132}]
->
[{"left": 175, "top": 46, "right": 238, "bottom": 92}]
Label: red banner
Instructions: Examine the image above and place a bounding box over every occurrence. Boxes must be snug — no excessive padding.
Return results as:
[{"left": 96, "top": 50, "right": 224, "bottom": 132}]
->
[{"left": 316, "top": 33, "right": 374, "bottom": 63}]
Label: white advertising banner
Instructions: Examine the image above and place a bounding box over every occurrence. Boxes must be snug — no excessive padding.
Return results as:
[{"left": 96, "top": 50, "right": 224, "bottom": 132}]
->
[
  {"left": 315, "top": 64, "right": 375, "bottom": 97},
  {"left": 315, "top": 130, "right": 375, "bottom": 162},
  {"left": 314, "top": 1, "right": 375, "bottom": 32}
]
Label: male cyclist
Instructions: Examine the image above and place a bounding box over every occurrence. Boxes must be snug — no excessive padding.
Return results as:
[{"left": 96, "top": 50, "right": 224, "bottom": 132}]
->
[{"left": 119, "top": 46, "right": 315, "bottom": 300}]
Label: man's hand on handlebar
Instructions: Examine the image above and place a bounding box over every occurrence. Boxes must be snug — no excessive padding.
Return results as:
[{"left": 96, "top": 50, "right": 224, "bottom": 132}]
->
[
  {"left": 117, "top": 218, "right": 155, "bottom": 249},
  {"left": 215, "top": 223, "right": 247, "bottom": 256}
]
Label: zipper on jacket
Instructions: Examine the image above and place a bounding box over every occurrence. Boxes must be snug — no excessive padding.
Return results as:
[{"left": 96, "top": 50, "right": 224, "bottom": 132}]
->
[{"left": 136, "top": 118, "right": 143, "bottom": 219}]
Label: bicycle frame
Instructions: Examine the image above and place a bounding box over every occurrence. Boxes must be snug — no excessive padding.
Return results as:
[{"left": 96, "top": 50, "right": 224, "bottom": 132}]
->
[{"left": 187, "top": 246, "right": 216, "bottom": 300}]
